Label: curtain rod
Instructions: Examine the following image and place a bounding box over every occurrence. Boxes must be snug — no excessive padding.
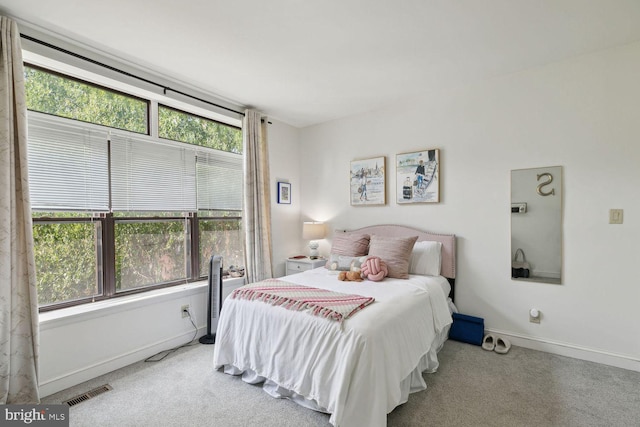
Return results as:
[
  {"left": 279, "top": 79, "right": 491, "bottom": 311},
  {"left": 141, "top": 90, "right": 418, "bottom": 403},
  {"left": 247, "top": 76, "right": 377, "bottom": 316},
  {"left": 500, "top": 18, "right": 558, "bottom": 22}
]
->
[{"left": 19, "top": 33, "right": 247, "bottom": 118}]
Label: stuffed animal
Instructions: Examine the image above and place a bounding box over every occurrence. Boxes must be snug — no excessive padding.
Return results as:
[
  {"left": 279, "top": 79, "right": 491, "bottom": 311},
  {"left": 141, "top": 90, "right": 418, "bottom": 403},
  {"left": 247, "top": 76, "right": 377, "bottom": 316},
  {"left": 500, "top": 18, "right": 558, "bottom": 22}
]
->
[
  {"left": 360, "top": 256, "right": 388, "bottom": 281},
  {"left": 338, "top": 271, "right": 363, "bottom": 282}
]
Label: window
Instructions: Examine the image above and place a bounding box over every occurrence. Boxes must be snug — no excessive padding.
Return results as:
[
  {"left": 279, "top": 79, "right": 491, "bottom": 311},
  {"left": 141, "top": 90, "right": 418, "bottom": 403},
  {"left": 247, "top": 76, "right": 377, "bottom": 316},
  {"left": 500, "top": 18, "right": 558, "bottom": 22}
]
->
[
  {"left": 32, "top": 215, "right": 102, "bottom": 306},
  {"left": 198, "top": 214, "right": 244, "bottom": 277},
  {"left": 25, "top": 65, "right": 148, "bottom": 134},
  {"left": 25, "top": 66, "right": 244, "bottom": 310},
  {"left": 159, "top": 105, "right": 242, "bottom": 153},
  {"left": 115, "top": 217, "right": 189, "bottom": 291}
]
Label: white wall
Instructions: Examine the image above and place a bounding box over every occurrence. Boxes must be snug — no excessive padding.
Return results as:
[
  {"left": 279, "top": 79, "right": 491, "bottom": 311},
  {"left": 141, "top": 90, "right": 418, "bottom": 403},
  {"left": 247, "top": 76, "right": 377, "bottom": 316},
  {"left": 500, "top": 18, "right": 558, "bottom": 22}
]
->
[
  {"left": 298, "top": 41, "right": 640, "bottom": 371},
  {"left": 267, "top": 119, "right": 303, "bottom": 276},
  {"left": 39, "top": 278, "right": 244, "bottom": 397}
]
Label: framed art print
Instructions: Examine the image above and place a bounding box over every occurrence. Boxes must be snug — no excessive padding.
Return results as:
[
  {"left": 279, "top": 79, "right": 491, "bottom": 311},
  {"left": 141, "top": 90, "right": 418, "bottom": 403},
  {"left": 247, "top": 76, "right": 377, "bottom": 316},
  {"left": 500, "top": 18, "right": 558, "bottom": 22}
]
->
[
  {"left": 277, "top": 181, "right": 291, "bottom": 204},
  {"left": 396, "top": 149, "right": 440, "bottom": 203},
  {"left": 350, "top": 156, "right": 386, "bottom": 206}
]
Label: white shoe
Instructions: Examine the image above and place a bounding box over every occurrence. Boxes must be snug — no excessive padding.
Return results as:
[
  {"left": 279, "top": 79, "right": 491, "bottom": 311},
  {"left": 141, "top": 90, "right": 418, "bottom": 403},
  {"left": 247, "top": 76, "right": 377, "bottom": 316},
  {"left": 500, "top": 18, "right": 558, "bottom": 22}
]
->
[
  {"left": 481, "top": 333, "right": 496, "bottom": 351},
  {"left": 494, "top": 336, "right": 511, "bottom": 354}
]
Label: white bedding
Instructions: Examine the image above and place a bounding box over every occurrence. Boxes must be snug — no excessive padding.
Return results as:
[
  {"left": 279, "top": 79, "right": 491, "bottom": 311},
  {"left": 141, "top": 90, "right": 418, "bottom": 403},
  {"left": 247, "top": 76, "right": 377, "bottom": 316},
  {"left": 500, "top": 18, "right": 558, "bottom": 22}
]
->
[{"left": 213, "top": 267, "right": 453, "bottom": 427}]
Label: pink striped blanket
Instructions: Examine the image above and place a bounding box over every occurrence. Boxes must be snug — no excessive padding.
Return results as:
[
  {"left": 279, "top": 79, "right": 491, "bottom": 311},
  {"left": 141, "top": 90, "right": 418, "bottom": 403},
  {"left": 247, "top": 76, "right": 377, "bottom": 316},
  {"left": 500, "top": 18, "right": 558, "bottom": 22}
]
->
[{"left": 230, "top": 279, "right": 375, "bottom": 323}]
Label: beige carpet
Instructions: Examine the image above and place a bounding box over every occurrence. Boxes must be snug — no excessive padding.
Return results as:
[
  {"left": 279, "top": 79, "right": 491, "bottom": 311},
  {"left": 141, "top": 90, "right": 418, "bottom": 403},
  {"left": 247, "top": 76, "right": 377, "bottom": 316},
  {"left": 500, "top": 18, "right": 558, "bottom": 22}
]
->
[{"left": 42, "top": 340, "right": 640, "bottom": 426}]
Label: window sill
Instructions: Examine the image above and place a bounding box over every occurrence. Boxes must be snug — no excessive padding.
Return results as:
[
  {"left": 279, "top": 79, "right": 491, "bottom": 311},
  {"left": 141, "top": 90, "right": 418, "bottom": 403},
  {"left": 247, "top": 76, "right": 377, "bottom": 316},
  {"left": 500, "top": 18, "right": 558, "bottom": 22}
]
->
[{"left": 39, "top": 277, "right": 244, "bottom": 330}]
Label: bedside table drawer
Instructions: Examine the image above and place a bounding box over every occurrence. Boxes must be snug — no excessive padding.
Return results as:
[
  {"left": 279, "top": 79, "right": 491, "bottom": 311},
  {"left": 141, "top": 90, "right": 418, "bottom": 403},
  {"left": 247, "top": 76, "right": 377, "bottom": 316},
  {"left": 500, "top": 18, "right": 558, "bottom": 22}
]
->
[
  {"left": 286, "top": 261, "right": 311, "bottom": 275},
  {"left": 286, "top": 258, "right": 325, "bottom": 275}
]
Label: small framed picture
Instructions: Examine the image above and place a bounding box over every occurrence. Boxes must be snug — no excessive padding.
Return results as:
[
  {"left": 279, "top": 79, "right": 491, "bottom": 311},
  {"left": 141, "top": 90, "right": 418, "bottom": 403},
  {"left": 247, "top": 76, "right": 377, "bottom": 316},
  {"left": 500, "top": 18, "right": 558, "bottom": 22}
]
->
[{"left": 277, "top": 182, "right": 291, "bottom": 204}]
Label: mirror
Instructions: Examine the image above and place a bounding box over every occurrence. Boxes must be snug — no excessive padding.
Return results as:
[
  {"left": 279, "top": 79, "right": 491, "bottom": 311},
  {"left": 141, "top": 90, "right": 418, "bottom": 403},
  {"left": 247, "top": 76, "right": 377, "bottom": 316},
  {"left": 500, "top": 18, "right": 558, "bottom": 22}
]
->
[{"left": 511, "top": 166, "right": 562, "bottom": 284}]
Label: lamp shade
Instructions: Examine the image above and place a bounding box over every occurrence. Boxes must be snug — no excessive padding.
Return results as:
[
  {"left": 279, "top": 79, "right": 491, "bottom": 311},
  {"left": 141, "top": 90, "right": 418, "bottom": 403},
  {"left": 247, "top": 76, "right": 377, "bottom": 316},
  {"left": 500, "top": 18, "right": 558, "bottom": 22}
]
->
[{"left": 302, "top": 222, "right": 326, "bottom": 240}]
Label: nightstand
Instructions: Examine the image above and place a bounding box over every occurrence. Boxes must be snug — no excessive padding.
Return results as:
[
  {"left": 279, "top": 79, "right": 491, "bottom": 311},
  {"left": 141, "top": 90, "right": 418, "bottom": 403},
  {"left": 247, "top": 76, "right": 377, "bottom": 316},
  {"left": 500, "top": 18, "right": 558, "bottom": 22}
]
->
[{"left": 286, "top": 257, "right": 326, "bottom": 275}]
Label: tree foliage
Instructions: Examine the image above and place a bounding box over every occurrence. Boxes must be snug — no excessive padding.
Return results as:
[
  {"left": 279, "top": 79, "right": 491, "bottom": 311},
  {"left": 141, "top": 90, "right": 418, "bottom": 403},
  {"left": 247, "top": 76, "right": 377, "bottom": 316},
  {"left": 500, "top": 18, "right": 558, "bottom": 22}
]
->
[
  {"left": 25, "top": 66, "right": 147, "bottom": 133},
  {"left": 159, "top": 106, "right": 242, "bottom": 154},
  {"left": 199, "top": 219, "right": 244, "bottom": 276},
  {"left": 33, "top": 221, "right": 98, "bottom": 306},
  {"left": 116, "top": 220, "right": 186, "bottom": 290}
]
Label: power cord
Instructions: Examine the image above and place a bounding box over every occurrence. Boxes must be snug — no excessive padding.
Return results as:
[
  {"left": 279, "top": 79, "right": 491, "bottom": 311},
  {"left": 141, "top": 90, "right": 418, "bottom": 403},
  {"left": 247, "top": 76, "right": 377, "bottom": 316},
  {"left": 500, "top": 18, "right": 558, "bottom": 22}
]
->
[{"left": 144, "top": 307, "right": 199, "bottom": 363}]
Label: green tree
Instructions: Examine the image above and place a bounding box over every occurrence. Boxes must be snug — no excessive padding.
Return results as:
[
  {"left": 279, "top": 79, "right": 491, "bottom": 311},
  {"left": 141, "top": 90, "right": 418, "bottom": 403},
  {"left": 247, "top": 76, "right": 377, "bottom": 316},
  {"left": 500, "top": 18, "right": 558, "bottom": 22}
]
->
[
  {"left": 199, "top": 218, "right": 244, "bottom": 276},
  {"left": 25, "top": 66, "right": 147, "bottom": 133},
  {"left": 115, "top": 220, "right": 187, "bottom": 290},
  {"left": 159, "top": 106, "right": 242, "bottom": 153},
  {"left": 32, "top": 220, "right": 98, "bottom": 306}
]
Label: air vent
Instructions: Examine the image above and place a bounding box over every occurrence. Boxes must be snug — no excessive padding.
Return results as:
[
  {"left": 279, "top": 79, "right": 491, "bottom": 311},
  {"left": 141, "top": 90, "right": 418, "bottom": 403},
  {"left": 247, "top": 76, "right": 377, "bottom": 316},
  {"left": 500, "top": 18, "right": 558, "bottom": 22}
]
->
[{"left": 63, "top": 384, "right": 112, "bottom": 407}]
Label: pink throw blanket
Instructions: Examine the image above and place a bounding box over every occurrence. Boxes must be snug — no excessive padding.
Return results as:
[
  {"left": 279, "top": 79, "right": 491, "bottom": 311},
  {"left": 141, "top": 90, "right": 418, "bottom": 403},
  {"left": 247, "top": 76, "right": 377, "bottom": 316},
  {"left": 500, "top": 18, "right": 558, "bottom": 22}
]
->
[{"left": 231, "top": 279, "right": 375, "bottom": 323}]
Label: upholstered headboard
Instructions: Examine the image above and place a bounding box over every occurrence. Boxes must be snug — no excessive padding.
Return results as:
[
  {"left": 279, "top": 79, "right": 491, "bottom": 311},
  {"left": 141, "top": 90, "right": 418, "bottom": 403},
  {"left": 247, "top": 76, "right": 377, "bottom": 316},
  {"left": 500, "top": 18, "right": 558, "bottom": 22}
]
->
[{"left": 340, "top": 224, "right": 457, "bottom": 298}]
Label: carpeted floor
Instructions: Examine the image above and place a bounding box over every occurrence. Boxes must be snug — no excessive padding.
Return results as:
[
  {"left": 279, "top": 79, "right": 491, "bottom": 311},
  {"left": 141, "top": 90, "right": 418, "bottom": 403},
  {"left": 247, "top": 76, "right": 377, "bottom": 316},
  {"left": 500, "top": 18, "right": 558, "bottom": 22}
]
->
[{"left": 42, "top": 340, "right": 640, "bottom": 426}]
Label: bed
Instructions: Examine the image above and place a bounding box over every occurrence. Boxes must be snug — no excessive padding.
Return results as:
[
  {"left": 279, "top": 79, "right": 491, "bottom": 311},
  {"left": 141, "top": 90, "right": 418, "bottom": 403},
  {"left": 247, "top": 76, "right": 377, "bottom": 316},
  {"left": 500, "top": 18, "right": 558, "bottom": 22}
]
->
[{"left": 213, "top": 225, "right": 456, "bottom": 427}]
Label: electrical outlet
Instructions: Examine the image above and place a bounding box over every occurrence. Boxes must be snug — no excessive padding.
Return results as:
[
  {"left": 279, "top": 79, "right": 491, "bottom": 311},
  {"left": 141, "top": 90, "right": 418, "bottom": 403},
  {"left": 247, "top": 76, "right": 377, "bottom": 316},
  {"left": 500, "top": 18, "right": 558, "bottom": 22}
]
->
[
  {"left": 181, "top": 304, "right": 190, "bottom": 318},
  {"left": 529, "top": 308, "right": 540, "bottom": 324}
]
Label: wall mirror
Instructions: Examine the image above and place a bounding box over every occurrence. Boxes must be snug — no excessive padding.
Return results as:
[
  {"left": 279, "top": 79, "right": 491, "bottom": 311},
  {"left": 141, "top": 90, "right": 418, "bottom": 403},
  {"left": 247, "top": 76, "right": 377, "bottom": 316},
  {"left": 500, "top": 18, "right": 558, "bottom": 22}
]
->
[{"left": 511, "top": 166, "right": 562, "bottom": 284}]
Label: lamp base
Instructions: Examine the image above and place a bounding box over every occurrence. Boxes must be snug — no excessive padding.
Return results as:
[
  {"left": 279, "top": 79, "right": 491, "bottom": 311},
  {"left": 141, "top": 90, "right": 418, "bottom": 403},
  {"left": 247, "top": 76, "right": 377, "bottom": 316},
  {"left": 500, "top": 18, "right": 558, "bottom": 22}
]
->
[{"left": 308, "top": 241, "right": 319, "bottom": 258}]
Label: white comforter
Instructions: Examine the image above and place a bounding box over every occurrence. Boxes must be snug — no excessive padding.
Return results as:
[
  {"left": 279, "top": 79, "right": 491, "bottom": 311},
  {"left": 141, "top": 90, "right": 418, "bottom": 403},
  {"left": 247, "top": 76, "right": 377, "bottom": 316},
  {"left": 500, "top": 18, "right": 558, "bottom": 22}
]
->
[{"left": 213, "top": 267, "right": 453, "bottom": 427}]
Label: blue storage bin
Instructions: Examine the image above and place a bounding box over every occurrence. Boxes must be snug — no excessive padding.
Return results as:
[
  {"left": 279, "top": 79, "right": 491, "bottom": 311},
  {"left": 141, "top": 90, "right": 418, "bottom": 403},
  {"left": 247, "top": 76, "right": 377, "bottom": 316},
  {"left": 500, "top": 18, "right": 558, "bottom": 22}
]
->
[{"left": 449, "top": 313, "right": 484, "bottom": 346}]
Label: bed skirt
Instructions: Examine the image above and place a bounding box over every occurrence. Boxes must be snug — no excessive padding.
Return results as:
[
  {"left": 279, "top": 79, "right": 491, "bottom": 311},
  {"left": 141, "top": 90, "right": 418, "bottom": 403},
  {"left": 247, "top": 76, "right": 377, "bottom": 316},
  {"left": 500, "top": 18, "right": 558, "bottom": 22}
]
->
[{"left": 219, "top": 325, "right": 450, "bottom": 424}]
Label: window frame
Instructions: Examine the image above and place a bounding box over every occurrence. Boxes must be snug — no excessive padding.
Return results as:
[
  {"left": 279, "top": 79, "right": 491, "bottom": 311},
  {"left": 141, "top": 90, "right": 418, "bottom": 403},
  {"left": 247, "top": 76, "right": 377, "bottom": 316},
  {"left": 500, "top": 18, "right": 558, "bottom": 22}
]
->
[
  {"left": 35, "top": 196, "right": 245, "bottom": 314},
  {"left": 26, "top": 61, "right": 245, "bottom": 312}
]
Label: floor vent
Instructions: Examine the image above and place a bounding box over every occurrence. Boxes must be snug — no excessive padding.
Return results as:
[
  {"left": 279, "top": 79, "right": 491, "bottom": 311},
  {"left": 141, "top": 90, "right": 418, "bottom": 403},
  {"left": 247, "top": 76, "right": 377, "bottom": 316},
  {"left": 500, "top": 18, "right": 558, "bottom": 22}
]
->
[{"left": 63, "top": 384, "right": 113, "bottom": 407}]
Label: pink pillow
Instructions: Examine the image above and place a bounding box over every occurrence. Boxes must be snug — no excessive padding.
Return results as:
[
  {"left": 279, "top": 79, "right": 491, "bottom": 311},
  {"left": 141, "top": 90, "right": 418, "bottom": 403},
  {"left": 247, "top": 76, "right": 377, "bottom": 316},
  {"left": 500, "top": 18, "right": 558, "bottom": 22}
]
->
[
  {"left": 330, "top": 233, "right": 370, "bottom": 257},
  {"left": 361, "top": 256, "right": 388, "bottom": 281},
  {"left": 367, "top": 235, "right": 418, "bottom": 279}
]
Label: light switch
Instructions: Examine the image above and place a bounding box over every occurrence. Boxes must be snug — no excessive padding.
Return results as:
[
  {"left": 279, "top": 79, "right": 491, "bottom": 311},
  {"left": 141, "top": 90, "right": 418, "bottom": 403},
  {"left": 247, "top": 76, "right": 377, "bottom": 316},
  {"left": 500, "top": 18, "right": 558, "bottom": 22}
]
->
[{"left": 609, "top": 209, "right": 623, "bottom": 224}]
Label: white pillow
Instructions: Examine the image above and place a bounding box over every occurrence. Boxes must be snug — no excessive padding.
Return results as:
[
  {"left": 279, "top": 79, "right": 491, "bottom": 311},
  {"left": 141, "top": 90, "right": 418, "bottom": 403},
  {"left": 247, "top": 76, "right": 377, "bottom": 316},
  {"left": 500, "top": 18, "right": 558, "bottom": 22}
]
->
[
  {"left": 409, "top": 241, "right": 442, "bottom": 276},
  {"left": 326, "top": 254, "right": 367, "bottom": 272}
]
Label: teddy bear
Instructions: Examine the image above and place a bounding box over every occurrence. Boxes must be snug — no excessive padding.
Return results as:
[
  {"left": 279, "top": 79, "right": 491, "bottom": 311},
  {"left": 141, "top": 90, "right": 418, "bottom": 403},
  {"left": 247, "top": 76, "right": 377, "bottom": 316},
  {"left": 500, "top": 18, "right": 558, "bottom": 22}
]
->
[
  {"left": 360, "top": 256, "right": 388, "bottom": 281},
  {"left": 338, "top": 271, "right": 363, "bottom": 282}
]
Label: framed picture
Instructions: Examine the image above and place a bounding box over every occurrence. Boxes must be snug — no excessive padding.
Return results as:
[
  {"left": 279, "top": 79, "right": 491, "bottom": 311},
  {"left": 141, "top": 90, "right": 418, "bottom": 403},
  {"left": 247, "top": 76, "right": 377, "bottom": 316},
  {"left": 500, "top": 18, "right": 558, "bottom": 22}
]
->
[
  {"left": 396, "top": 149, "right": 440, "bottom": 203},
  {"left": 277, "top": 182, "right": 291, "bottom": 204},
  {"left": 350, "top": 156, "right": 386, "bottom": 206}
]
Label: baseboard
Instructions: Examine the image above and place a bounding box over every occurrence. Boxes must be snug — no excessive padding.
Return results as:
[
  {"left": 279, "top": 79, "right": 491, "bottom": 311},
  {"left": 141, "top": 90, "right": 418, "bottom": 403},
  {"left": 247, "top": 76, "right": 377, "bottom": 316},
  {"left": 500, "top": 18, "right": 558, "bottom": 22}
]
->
[
  {"left": 39, "top": 326, "right": 207, "bottom": 397},
  {"left": 486, "top": 328, "right": 640, "bottom": 372},
  {"left": 40, "top": 325, "right": 637, "bottom": 397}
]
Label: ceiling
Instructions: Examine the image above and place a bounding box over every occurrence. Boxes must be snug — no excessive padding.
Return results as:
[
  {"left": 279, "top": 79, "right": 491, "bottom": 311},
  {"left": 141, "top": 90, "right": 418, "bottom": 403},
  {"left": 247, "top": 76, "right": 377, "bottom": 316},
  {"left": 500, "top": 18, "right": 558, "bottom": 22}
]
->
[{"left": 2, "top": 1, "right": 640, "bottom": 128}]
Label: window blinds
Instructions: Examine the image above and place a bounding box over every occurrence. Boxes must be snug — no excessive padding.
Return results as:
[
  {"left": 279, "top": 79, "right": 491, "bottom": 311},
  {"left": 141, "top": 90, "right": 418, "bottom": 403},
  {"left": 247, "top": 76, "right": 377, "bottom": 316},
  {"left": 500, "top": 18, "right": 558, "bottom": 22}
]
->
[
  {"left": 110, "top": 133, "right": 197, "bottom": 212},
  {"left": 196, "top": 149, "right": 243, "bottom": 211},
  {"left": 28, "top": 113, "right": 110, "bottom": 211},
  {"left": 27, "top": 112, "right": 243, "bottom": 214}
]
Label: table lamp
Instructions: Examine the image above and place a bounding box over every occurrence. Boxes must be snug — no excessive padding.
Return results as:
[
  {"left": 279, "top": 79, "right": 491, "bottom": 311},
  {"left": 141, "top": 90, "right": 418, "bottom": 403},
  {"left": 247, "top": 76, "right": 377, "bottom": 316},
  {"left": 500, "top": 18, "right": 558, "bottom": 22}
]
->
[{"left": 302, "top": 222, "right": 325, "bottom": 259}]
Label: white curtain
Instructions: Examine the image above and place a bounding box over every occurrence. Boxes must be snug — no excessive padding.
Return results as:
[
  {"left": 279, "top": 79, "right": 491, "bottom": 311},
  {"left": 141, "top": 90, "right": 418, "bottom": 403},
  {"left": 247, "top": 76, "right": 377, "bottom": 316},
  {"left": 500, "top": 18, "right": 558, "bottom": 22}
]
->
[
  {"left": 243, "top": 109, "right": 273, "bottom": 282},
  {"left": 0, "top": 16, "right": 40, "bottom": 404}
]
